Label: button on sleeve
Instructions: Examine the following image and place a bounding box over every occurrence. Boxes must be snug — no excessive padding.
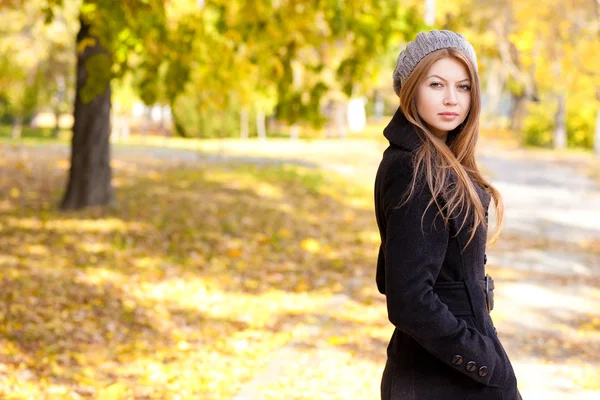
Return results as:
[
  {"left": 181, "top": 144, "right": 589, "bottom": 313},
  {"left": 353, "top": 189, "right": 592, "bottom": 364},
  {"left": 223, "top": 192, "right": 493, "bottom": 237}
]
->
[
  {"left": 451, "top": 355, "right": 463, "bottom": 366},
  {"left": 466, "top": 361, "right": 477, "bottom": 372}
]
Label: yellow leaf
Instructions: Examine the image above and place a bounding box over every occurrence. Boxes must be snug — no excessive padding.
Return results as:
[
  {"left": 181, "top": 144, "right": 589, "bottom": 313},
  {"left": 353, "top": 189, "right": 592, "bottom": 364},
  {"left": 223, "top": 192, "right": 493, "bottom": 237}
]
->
[
  {"left": 10, "top": 188, "right": 20, "bottom": 198},
  {"left": 295, "top": 279, "right": 309, "bottom": 292},
  {"left": 256, "top": 233, "right": 269, "bottom": 244},
  {"left": 98, "top": 382, "right": 128, "bottom": 400},
  {"left": 56, "top": 160, "right": 70, "bottom": 170},
  {"left": 279, "top": 228, "right": 291, "bottom": 238},
  {"left": 177, "top": 340, "right": 191, "bottom": 351},
  {"left": 227, "top": 248, "right": 242, "bottom": 258},
  {"left": 149, "top": 172, "right": 161, "bottom": 181},
  {"left": 245, "top": 279, "right": 259, "bottom": 289},
  {"left": 77, "top": 37, "right": 97, "bottom": 54},
  {"left": 300, "top": 238, "right": 320, "bottom": 253},
  {"left": 327, "top": 336, "right": 349, "bottom": 345}
]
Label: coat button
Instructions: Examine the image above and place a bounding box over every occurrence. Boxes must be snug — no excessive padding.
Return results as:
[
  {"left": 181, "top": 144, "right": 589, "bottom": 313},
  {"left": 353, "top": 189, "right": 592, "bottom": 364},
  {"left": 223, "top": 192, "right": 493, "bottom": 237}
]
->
[
  {"left": 478, "top": 366, "right": 489, "bottom": 377},
  {"left": 484, "top": 254, "right": 487, "bottom": 265},
  {"left": 465, "top": 361, "right": 477, "bottom": 372},
  {"left": 451, "top": 355, "right": 463, "bottom": 366}
]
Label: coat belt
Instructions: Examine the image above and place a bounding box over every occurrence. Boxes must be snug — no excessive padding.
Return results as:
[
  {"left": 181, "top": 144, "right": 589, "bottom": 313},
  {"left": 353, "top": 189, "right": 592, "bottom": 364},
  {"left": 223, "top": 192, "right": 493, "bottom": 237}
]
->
[
  {"left": 482, "top": 274, "right": 495, "bottom": 313},
  {"left": 432, "top": 275, "right": 495, "bottom": 316}
]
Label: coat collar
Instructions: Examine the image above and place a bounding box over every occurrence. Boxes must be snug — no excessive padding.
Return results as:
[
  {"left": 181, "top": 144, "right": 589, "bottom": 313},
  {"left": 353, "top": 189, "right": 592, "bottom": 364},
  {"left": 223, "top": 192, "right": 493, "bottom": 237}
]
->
[
  {"left": 383, "top": 106, "right": 460, "bottom": 151},
  {"left": 383, "top": 107, "right": 424, "bottom": 152}
]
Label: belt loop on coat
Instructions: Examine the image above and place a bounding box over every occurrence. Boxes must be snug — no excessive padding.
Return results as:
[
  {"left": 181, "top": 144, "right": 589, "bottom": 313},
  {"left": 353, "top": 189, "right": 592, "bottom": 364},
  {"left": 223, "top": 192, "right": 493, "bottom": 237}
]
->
[{"left": 482, "top": 274, "right": 494, "bottom": 313}]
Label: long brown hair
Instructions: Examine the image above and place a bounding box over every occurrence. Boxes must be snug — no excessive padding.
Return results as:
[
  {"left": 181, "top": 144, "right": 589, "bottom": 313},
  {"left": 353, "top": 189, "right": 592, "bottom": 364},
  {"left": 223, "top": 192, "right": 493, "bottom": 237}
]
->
[{"left": 398, "top": 48, "right": 504, "bottom": 250}]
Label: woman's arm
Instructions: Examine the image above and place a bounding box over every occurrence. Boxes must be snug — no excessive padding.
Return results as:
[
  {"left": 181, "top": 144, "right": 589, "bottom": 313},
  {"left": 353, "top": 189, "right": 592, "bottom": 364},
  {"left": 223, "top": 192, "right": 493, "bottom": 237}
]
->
[{"left": 383, "top": 170, "right": 504, "bottom": 388}]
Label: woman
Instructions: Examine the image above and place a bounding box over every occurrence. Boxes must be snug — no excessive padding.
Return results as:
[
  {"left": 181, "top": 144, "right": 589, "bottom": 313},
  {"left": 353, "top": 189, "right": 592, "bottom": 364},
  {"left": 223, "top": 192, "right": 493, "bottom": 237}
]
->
[{"left": 374, "top": 30, "right": 522, "bottom": 399}]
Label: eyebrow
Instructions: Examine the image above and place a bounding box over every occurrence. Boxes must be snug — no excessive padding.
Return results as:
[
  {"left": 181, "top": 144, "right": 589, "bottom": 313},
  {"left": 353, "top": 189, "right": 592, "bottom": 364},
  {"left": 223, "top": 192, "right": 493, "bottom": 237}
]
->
[{"left": 426, "top": 74, "right": 470, "bottom": 83}]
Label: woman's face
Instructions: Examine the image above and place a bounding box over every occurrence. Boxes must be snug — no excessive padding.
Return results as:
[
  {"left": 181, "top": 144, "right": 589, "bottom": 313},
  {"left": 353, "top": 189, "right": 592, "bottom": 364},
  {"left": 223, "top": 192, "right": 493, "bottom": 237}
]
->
[{"left": 416, "top": 56, "right": 471, "bottom": 142}]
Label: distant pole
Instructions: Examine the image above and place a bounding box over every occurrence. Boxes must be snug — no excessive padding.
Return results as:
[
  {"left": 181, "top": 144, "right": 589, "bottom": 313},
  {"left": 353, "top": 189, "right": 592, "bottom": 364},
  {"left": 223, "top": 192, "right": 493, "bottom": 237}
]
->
[
  {"left": 594, "top": 93, "right": 600, "bottom": 156},
  {"left": 425, "top": 0, "right": 436, "bottom": 25}
]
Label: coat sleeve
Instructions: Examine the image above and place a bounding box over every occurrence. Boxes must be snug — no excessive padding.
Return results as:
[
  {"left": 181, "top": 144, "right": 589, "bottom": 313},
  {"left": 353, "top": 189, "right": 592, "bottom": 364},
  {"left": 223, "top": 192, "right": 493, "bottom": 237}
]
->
[{"left": 382, "top": 170, "right": 505, "bottom": 388}]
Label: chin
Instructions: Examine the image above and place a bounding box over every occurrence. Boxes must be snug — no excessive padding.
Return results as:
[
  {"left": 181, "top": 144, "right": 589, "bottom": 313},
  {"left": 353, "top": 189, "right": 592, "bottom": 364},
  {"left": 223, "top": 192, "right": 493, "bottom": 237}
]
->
[{"left": 430, "top": 122, "right": 461, "bottom": 132}]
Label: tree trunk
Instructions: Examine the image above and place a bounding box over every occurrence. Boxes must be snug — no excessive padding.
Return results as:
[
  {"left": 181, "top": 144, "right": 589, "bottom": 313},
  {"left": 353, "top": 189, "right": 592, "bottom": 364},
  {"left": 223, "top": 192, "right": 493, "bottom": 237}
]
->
[
  {"left": 324, "top": 100, "right": 334, "bottom": 138},
  {"left": 290, "top": 124, "right": 299, "bottom": 140},
  {"left": 60, "top": 17, "right": 115, "bottom": 211},
  {"left": 256, "top": 112, "right": 267, "bottom": 140},
  {"left": 240, "top": 107, "right": 249, "bottom": 139},
  {"left": 53, "top": 75, "right": 66, "bottom": 138},
  {"left": 483, "top": 59, "right": 504, "bottom": 129},
  {"left": 11, "top": 115, "right": 22, "bottom": 139},
  {"left": 509, "top": 94, "right": 527, "bottom": 134},
  {"left": 161, "top": 105, "right": 169, "bottom": 136},
  {"left": 374, "top": 89, "right": 384, "bottom": 122},
  {"left": 594, "top": 104, "right": 600, "bottom": 156},
  {"left": 142, "top": 106, "right": 150, "bottom": 136},
  {"left": 171, "top": 101, "right": 188, "bottom": 137},
  {"left": 554, "top": 91, "right": 567, "bottom": 149},
  {"left": 425, "top": 0, "right": 436, "bottom": 25},
  {"left": 53, "top": 107, "right": 61, "bottom": 138},
  {"left": 335, "top": 101, "right": 347, "bottom": 138}
]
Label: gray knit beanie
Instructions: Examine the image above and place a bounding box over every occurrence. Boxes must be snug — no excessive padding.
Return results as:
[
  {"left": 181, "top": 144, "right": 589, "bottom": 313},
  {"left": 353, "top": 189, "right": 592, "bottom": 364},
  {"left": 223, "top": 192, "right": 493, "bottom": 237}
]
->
[{"left": 393, "top": 30, "right": 478, "bottom": 96}]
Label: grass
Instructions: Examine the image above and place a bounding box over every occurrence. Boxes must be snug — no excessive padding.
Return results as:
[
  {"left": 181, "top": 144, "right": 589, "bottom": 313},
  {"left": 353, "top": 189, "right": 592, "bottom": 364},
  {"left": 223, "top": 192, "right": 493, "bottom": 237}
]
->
[{"left": 0, "top": 125, "right": 71, "bottom": 145}]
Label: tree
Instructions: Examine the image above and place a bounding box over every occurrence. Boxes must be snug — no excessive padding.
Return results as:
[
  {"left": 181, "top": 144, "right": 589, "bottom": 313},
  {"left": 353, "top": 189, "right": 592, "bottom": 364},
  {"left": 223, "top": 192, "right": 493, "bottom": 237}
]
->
[
  {"left": 159, "top": 1, "right": 421, "bottom": 141},
  {"left": 509, "top": 0, "right": 600, "bottom": 150},
  {"left": 577, "top": 0, "right": 600, "bottom": 155},
  {"left": 60, "top": 16, "right": 114, "bottom": 209},
  {"left": 0, "top": 0, "right": 76, "bottom": 138},
  {"left": 59, "top": 0, "right": 168, "bottom": 210},
  {"left": 439, "top": 0, "right": 599, "bottom": 152}
]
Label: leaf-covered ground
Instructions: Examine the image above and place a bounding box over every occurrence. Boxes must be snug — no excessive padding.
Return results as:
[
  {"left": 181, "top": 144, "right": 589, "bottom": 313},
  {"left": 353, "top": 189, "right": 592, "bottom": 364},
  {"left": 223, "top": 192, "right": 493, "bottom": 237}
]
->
[
  {"left": 0, "top": 144, "right": 388, "bottom": 399},
  {"left": 0, "top": 139, "right": 599, "bottom": 399}
]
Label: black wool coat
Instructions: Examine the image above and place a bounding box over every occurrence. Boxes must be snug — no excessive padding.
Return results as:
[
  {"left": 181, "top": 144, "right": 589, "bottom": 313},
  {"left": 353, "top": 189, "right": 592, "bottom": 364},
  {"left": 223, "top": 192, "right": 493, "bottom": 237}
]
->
[{"left": 374, "top": 108, "right": 522, "bottom": 400}]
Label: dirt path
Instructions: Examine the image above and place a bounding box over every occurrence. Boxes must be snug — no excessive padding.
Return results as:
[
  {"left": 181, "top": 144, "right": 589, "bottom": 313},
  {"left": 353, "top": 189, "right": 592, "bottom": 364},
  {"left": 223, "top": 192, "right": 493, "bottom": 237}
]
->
[{"left": 476, "top": 142, "right": 600, "bottom": 399}]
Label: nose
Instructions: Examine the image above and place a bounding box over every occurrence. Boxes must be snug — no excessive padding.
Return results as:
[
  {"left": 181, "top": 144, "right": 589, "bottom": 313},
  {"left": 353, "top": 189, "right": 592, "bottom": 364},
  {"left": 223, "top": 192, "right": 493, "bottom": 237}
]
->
[{"left": 444, "top": 88, "right": 458, "bottom": 106}]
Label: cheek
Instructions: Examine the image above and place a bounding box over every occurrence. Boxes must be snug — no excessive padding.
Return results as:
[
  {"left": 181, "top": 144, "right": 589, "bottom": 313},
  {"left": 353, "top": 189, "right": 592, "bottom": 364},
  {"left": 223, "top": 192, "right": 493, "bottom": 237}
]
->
[
  {"left": 461, "top": 93, "right": 472, "bottom": 109},
  {"left": 416, "top": 88, "right": 436, "bottom": 115},
  {"left": 461, "top": 95, "right": 472, "bottom": 121}
]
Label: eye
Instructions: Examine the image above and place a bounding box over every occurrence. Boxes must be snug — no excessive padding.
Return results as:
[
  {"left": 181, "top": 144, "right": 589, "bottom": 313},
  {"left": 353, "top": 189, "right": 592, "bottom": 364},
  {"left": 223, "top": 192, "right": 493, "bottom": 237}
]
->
[
  {"left": 459, "top": 84, "right": 471, "bottom": 91},
  {"left": 429, "top": 82, "right": 443, "bottom": 88}
]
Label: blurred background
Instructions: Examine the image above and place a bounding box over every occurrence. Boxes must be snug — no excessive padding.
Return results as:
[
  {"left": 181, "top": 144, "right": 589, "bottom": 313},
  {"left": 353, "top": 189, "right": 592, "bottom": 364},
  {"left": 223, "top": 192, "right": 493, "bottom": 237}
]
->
[{"left": 0, "top": 0, "right": 599, "bottom": 399}]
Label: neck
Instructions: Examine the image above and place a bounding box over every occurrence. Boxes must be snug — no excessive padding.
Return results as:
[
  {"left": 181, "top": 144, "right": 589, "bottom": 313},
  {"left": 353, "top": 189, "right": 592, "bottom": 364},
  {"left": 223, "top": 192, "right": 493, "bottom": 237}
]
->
[
  {"left": 426, "top": 125, "right": 449, "bottom": 146},
  {"left": 431, "top": 132, "right": 449, "bottom": 147}
]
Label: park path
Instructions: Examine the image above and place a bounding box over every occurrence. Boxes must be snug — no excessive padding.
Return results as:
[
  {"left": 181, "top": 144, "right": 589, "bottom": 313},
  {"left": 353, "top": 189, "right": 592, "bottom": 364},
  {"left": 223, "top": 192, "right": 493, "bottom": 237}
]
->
[
  {"left": 475, "top": 143, "right": 600, "bottom": 399},
  {"left": 10, "top": 139, "right": 600, "bottom": 398}
]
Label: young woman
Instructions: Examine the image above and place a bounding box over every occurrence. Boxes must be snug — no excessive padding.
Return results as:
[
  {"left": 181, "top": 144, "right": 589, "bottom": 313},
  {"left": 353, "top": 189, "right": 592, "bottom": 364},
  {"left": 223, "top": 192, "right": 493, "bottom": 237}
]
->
[{"left": 374, "top": 30, "right": 522, "bottom": 399}]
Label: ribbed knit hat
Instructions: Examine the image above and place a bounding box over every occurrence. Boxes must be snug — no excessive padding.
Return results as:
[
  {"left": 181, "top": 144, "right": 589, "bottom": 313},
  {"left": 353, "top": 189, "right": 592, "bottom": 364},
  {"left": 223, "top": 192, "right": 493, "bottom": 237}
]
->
[{"left": 393, "top": 30, "right": 478, "bottom": 96}]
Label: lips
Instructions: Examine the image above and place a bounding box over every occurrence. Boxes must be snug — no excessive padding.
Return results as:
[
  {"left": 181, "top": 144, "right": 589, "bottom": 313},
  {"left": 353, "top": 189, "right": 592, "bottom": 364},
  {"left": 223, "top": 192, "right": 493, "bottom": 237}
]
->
[{"left": 438, "top": 112, "right": 459, "bottom": 122}]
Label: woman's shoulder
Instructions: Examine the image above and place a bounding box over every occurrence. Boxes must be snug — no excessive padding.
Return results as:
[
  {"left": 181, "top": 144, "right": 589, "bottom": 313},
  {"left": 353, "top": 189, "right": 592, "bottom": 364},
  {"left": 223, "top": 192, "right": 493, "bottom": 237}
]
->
[
  {"left": 378, "top": 145, "right": 416, "bottom": 182},
  {"left": 376, "top": 145, "right": 420, "bottom": 208}
]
